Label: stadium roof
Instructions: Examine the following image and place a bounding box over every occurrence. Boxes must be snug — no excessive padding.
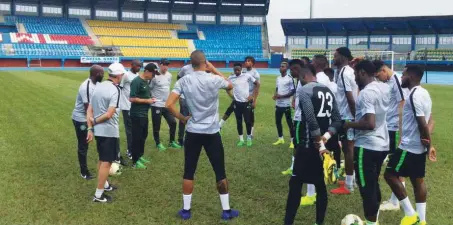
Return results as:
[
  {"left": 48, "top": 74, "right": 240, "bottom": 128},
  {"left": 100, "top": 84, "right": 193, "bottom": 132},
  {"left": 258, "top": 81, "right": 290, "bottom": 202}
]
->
[
  {"left": 281, "top": 16, "right": 453, "bottom": 36},
  {"left": 9, "top": 0, "right": 269, "bottom": 15}
]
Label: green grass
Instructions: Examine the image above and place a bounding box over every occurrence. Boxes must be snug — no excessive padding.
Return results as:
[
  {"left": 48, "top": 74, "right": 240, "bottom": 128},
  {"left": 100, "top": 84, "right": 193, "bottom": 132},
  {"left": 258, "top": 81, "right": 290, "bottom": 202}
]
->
[{"left": 0, "top": 70, "right": 451, "bottom": 225}]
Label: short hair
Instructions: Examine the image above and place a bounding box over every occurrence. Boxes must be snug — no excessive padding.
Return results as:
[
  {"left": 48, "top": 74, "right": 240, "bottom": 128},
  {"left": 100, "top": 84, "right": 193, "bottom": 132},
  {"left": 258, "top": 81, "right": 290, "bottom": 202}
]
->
[
  {"left": 281, "top": 61, "right": 288, "bottom": 67},
  {"left": 354, "top": 60, "right": 376, "bottom": 76},
  {"left": 372, "top": 60, "right": 386, "bottom": 71},
  {"left": 289, "top": 59, "right": 304, "bottom": 67},
  {"left": 245, "top": 56, "right": 255, "bottom": 65},
  {"left": 303, "top": 64, "right": 316, "bottom": 76},
  {"left": 190, "top": 50, "right": 206, "bottom": 69},
  {"left": 324, "top": 68, "right": 334, "bottom": 78},
  {"left": 405, "top": 65, "right": 424, "bottom": 78},
  {"left": 233, "top": 63, "right": 242, "bottom": 67},
  {"left": 301, "top": 56, "right": 310, "bottom": 63},
  {"left": 313, "top": 55, "right": 328, "bottom": 68}
]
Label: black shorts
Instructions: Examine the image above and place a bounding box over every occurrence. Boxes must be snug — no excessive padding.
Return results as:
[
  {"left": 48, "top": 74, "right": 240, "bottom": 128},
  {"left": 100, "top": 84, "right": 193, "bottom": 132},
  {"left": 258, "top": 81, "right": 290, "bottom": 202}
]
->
[
  {"left": 388, "top": 131, "right": 399, "bottom": 154},
  {"left": 292, "top": 146, "right": 323, "bottom": 184},
  {"left": 95, "top": 136, "right": 119, "bottom": 163},
  {"left": 339, "top": 120, "right": 354, "bottom": 141},
  {"left": 184, "top": 132, "right": 226, "bottom": 182},
  {"left": 386, "top": 148, "right": 427, "bottom": 178}
]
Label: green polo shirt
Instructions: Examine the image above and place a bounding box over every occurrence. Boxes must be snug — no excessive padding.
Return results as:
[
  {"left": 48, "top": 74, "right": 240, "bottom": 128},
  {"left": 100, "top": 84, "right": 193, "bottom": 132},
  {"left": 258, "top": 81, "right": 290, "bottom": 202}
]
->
[{"left": 129, "top": 76, "right": 150, "bottom": 117}]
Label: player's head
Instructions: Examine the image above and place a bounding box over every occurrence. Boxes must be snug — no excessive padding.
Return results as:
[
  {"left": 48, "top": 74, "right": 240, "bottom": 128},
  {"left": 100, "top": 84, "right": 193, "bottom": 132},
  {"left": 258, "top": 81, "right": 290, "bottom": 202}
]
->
[
  {"left": 289, "top": 59, "right": 304, "bottom": 80},
  {"left": 300, "top": 64, "right": 316, "bottom": 85},
  {"left": 312, "top": 55, "right": 328, "bottom": 72},
  {"left": 244, "top": 56, "right": 256, "bottom": 69},
  {"left": 323, "top": 68, "right": 335, "bottom": 82},
  {"left": 233, "top": 63, "right": 242, "bottom": 76},
  {"left": 372, "top": 60, "right": 393, "bottom": 82},
  {"left": 143, "top": 62, "right": 160, "bottom": 79},
  {"left": 190, "top": 50, "right": 207, "bottom": 71},
  {"left": 108, "top": 62, "right": 126, "bottom": 83},
  {"left": 401, "top": 65, "right": 424, "bottom": 88},
  {"left": 334, "top": 47, "right": 353, "bottom": 67},
  {"left": 131, "top": 59, "right": 142, "bottom": 73},
  {"left": 90, "top": 64, "right": 104, "bottom": 83},
  {"left": 159, "top": 58, "right": 170, "bottom": 74},
  {"left": 354, "top": 59, "right": 376, "bottom": 90},
  {"left": 280, "top": 61, "right": 289, "bottom": 75},
  {"left": 301, "top": 56, "right": 310, "bottom": 65}
]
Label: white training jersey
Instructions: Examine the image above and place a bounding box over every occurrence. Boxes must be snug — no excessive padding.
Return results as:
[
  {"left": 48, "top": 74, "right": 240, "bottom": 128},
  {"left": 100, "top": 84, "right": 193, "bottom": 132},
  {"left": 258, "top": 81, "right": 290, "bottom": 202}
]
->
[
  {"left": 326, "top": 81, "right": 338, "bottom": 103},
  {"left": 72, "top": 78, "right": 97, "bottom": 122},
  {"left": 335, "top": 65, "right": 358, "bottom": 120},
  {"left": 354, "top": 81, "right": 390, "bottom": 151},
  {"left": 316, "top": 71, "right": 330, "bottom": 86},
  {"left": 177, "top": 64, "right": 194, "bottom": 99},
  {"left": 399, "top": 86, "right": 432, "bottom": 154},
  {"left": 228, "top": 72, "right": 256, "bottom": 103},
  {"left": 149, "top": 71, "right": 172, "bottom": 108},
  {"left": 119, "top": 70, "right": 139, "bottom": 111},
  {"left": 293, "top": 81, "right": 302, "bottom": 121},
  {"left": 386, "top": 74, "right": 406, "bottom": 131},
  {"left": 276, "top": 74, "right": 295, "bottom": 107},
  {"left": 245, "top": 68, "right": 260, "bottom": 95}
]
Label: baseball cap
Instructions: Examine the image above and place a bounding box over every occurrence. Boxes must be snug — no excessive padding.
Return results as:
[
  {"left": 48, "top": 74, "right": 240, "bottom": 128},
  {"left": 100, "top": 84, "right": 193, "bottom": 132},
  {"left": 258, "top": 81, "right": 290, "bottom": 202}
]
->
[
  {"left": 108, "top": 62, "right": 127, "bottom": 76},
  {"left": 144, "top": 62, "right": 161, "bottom": 75},
  {"left": 336, "top": 47, "right": 353, "bottom": 61},
  {"left": 160, "top": 58, "right": 170, "bottom": 65}
]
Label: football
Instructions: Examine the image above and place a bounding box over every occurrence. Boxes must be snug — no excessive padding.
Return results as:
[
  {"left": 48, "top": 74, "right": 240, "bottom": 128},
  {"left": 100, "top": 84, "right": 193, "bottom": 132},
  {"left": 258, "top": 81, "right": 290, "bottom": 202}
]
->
[
  {"left": 109, "top": 162, "right": 122, "bottom": 176},
  {"left": 341, "top": 214, "right": 364, "bottom": 225}
]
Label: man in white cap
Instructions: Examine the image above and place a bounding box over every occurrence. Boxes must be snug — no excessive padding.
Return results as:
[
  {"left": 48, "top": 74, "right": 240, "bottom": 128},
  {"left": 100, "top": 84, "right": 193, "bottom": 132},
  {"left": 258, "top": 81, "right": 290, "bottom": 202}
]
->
[{"left": 87, "top": 62, "right": 126, "bottom": 203}]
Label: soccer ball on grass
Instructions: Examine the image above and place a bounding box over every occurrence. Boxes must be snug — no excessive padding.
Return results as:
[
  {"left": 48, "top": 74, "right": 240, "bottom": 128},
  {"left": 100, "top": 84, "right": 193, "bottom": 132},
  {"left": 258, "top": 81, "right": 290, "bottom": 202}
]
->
[
  {"left": 109, "top": 162, "right": 122, "bottom": 176},
  {"left": 341, "top": 214, "right": 364, "bottom": 225}
]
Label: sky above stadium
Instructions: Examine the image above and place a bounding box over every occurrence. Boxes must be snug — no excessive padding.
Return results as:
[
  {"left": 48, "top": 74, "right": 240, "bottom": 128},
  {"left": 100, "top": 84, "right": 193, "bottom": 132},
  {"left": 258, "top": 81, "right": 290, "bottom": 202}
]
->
[{"left": 267, "top": 0, "right": 453, "bottom": 46}]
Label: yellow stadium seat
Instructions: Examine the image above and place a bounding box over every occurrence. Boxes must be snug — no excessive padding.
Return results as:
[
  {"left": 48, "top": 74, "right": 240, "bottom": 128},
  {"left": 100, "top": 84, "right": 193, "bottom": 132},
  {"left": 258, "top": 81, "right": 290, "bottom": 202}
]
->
[
  {"left": 91, "top": 27, "right": 172, "bottom": 38},
  {"left": 120, "top": 47, "right": 190, "bottom": 58},
  {"left": 99, "top": 37, "right": 188, "bottom": 48},
  {"left": 87, "top": 20, "right": 184, "bottom": 30}
]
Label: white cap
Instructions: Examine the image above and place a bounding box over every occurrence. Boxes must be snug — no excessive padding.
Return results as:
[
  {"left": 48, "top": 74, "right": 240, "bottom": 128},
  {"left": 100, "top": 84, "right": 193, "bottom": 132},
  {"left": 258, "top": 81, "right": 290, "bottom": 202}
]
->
[{"left": 108, "top": 62, "right": 127, "bottom": 76}]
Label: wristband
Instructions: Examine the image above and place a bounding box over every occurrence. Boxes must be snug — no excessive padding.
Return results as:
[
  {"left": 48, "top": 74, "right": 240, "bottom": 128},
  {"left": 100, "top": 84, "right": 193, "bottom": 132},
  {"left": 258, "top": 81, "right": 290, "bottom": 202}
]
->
[
  {"left": 87, "top": 127, "right": 93, "bottom": 131},
  {"left": 319, "top": 141, "right": 326, "bottom": 151},
  {"left": 93, "top": 118, "right": 97, "bottom": 125},
  {"left": 322, "top": 132, "right": 332, "bottom": 142}
]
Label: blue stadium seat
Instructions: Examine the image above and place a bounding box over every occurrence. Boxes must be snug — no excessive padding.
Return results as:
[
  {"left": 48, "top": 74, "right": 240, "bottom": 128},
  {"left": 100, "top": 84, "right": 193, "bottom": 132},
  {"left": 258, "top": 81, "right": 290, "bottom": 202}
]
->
[
  {"left": 6, "top": 16, "right": 87, "bottom": 35},
  {"left": 194, "top": 24, "right": 263, "bottom": 60},
  {"left": 9, "top": 44, "right": 85, "bottom": 56}
]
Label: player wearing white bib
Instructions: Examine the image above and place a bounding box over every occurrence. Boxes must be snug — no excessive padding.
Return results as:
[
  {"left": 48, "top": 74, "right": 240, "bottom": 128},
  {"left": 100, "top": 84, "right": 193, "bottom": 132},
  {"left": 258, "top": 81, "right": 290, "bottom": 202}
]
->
[
  {"left": 384, "top": 65, "right": 436, "bottom": 225},
  {"left": 342, "top": 60, "right": 390, "bottom": 225},
  {"left": 272, "top": 61, "right": 295, "bottom": 148},
  {"left": 330, "top": 47, "right": 359, "bottom": 195}
]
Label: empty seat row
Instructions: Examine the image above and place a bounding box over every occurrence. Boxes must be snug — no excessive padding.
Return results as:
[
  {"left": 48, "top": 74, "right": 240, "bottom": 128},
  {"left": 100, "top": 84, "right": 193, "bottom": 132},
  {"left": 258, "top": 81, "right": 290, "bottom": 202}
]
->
[
  {"left": 91, "top": 27, "right": 171, "bottom": 38},
  {"left": 7, "top": 44, "right": 86, "bottom": 56},
  {"left": 120, "top": 47, "right": 190, "bottom": 58},
  {"left": 87, "top": 20, "right": 184, "bottom": 30},
  {"left": 5, "top": 16, "right": 82, "bottom": 25},
  {"left": 99, "top": 37, "right": 187, "bottom": 48}
]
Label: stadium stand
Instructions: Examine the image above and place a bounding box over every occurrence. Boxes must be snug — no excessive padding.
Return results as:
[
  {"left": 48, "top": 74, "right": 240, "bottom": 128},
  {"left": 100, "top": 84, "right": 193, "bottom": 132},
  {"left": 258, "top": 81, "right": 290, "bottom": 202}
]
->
[
  {"left": 86, "top": 20, "right": 184, "bottom": 30},
  {"left": 10, "top": 33, "right": 94, "bottom": 45},
  {"left": 91, "top": 27, "right": 172, "bottom": 38},
  {"left": 194, "top": 24, "right": 264, "bottom": 60},
  {"left": 3, "top": 44, "right": 86, "bottom": 56},
  {"left": 119, "top": 47, "right": 190, "bottom": 58},
  {"left": 6, "top": 16, "right": 87, "bottom": 35},
  {"left": 98, "top": 37, "right": 187, "bottom": 48}
]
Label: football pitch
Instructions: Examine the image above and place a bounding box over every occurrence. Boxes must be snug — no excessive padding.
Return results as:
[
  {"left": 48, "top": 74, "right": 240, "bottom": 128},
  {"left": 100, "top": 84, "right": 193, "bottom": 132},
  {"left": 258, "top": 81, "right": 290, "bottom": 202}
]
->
[{"left": 0, "top": 70, "right": 451, "bottom": 225}]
